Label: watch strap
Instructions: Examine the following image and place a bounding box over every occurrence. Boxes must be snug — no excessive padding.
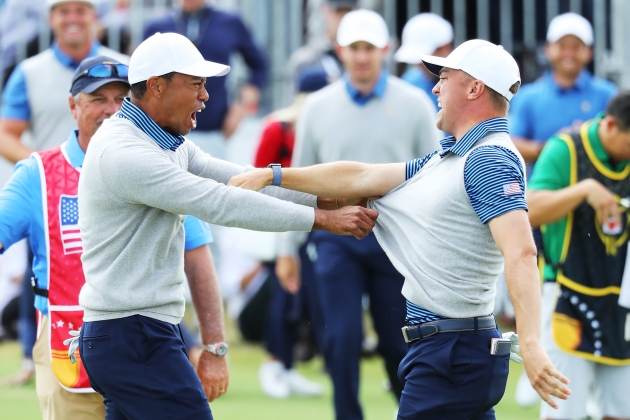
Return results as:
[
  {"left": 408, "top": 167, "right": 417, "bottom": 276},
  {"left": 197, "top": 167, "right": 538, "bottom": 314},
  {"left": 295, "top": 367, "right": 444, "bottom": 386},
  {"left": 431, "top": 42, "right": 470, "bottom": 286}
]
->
[{"left": 267, "top": 163, "right": 282, "bottom": 186}]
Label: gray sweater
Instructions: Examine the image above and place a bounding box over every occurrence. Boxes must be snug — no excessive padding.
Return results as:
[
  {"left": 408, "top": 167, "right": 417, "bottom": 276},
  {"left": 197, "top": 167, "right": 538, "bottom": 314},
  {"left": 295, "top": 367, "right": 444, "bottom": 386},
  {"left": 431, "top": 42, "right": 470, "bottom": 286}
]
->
[
  {"left": 78, "top": 118, "right": 317, "bottom": 324},
  {"left": 369, "top": 133, "right": 522, "bottom": 318},
  {"left": 293, "top": 76, "right": 441, "bottom": 167}
]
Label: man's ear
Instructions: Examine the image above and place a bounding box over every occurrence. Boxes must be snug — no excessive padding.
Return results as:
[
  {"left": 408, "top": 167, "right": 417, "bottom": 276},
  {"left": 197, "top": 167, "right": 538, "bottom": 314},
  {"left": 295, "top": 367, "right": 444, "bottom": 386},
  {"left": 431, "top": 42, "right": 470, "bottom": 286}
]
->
[
  {"left": 467, "top": 79, "right": 485, "bottom": 100},
  {"left": 333, "top": 43, "right": 344, "bottom": 60},
  {"left": 69, "top": 94, "right": 78, "bottom": 119},
  {"left": 601, "top": 115, "right": 618, "bottom": 133},
  {"left": 146, "top": 77, "right": 165, "bottom": 99}
]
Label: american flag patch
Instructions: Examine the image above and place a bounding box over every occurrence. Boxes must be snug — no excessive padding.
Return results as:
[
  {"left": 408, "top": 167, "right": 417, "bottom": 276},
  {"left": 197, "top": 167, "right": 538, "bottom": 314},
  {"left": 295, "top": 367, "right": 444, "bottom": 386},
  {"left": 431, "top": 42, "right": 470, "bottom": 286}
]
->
[
  {"left": 59, "top": 195, "right": 82, "bottom": 255},
  {"left": 503, "top": 182, "right": 521, "bottom": 196}
]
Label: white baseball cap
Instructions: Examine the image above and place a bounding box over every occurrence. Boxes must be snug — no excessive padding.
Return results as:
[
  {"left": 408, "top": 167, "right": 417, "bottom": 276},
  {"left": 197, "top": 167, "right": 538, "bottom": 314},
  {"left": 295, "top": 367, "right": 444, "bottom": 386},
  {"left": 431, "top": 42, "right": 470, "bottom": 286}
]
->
[
  {"left": 546, "top": 12, "right": 593, "bottom": 46},
  {"left": 395, "top": 14, "right": 453, "bottom": 64},
  {"left": 48, "top": 0, "right": 95, "bottom": 9},
  {"left": 421, "top": 39, "right": 521, "bottom": 101},
  {"left": 336, "top": 9, "right": 389, "bottom": 49},
  {"left": 129, "top": 32, "right": 230, "bottom": 85}
]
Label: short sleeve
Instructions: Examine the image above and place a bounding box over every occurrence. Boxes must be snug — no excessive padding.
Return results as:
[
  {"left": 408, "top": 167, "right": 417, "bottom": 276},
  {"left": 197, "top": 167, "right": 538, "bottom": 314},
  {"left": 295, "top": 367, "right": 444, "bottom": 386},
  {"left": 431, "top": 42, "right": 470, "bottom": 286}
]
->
[
  {"left": 406, "top": 151, "right": 438, "bottom": 180},
  {"left": 507, "top": 91, "right": 531, "bottom": 139},
  {"left": 183, "top": 215, "right": 213, "bottom": 251},
  {"left": 528, "top": 137, "right": 572, "bottom": 192},
  {"left": 0, "top": 158, "right": 40, "bottom": 251},
  {"left": 0, "top": 65, "right": 31, "bottom": 121},
  {"left": 464, "top": 146, "right": 527, "bottom": 224}
]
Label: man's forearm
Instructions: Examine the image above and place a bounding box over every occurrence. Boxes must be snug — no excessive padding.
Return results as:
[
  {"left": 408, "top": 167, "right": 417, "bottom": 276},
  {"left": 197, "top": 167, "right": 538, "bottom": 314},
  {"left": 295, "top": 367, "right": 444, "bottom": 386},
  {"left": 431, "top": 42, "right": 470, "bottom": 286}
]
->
[
  {"left": 185, "top": 245, "right": 225, "bottom": 345},
  {"left": 504, "top": 249, "right": 542, "bottom": 350},
  {"left": 528, "top": 181, "right": 590, "bottom": 227},
  {"left": 0, "top": 121, "right": 31, "bottom": 164},
  {"left": 250, "top": 162, "right": 405, "bottom": 199}
]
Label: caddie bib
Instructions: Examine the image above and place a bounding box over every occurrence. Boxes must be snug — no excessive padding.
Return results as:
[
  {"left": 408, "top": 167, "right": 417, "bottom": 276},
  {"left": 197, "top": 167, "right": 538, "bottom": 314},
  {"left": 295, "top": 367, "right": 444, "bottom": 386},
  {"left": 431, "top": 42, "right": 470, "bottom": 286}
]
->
[
  {"left": 552, "top": 123, "right": 630, "bottom": 365},
  {"left": 33, "top": 143, "right": 92, "bottom": 392}
]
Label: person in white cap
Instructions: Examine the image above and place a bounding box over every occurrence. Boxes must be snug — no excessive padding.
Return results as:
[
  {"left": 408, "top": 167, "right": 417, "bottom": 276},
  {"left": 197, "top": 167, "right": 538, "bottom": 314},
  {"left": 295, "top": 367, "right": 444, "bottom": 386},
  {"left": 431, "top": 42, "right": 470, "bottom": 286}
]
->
[
  {"left": 75, "top": 32, "right": 378, "bottom": 418},
  {"left": 228, "top": 38, "right": 571, "bottom": 419},
  {"left": 395, "top": 13, "right": 453, "bottom": 110},
  {"left": 0, "top": 0, "right": 127, "bottom": 387},
  {"left": 509, "top": 12, "right": 617, "bottom": 167},
  {"left": 271, "top": 8, "right": 439, "bottom": 420}
]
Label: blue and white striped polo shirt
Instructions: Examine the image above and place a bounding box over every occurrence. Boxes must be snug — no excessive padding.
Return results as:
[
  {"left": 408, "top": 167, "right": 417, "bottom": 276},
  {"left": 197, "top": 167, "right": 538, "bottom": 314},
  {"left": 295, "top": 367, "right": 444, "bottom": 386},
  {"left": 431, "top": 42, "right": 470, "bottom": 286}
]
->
[
  {"left": 404, "top": 117, "right": 527, "bottom": 324},
  {"left": 116, "top": 98, "right": 185, "bottom": 151}
]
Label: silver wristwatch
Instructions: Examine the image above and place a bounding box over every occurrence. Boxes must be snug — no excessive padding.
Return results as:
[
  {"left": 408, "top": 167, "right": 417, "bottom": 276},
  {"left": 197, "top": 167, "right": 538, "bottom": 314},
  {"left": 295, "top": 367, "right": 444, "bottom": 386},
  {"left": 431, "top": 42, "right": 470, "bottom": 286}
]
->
[{"left": 204, "top": 342, "right": 229, "bottom": 358}]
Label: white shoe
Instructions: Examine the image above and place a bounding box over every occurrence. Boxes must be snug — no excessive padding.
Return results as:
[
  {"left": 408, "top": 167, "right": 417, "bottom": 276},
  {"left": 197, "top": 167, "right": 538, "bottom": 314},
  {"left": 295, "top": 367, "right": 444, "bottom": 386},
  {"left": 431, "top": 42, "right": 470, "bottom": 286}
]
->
[
  {"left": 515, "top": 371, "right": 540, "bottom": 407},
  {"left": 286, "top": 369, "right": 323, "bottom": 397},
  {"left": 259, "top": 361, "right": 290, "bottom": 399}
]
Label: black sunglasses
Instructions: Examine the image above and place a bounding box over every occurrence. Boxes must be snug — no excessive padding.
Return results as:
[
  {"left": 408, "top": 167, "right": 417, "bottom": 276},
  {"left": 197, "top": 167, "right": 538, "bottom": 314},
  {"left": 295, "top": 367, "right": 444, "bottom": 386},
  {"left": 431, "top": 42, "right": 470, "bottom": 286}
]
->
[{"left": 72, "top": 63, "right": 129, "bottom": 84}]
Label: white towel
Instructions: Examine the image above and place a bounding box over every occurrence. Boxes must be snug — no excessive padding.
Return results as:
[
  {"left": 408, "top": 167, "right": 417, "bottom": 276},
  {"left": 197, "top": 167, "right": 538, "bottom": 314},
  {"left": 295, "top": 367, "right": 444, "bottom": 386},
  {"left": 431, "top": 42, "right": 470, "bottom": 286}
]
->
[{"left": 620, "top": 245, "right": 630, "bottom": 309}]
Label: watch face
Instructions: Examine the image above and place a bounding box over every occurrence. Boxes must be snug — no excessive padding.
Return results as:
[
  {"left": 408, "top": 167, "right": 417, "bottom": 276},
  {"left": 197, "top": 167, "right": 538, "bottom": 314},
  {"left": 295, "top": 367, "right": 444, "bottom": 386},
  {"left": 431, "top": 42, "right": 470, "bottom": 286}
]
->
[{"left": 216, "top": 343, "right": 228, "bottom": 357}]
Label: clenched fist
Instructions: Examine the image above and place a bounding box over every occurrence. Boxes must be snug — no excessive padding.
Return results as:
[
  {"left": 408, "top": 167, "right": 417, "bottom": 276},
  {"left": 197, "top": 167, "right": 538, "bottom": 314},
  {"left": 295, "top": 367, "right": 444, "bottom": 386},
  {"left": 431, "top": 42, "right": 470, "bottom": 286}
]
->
[{"left": 313, "top": 206, "right": 378, "bottom": 239}]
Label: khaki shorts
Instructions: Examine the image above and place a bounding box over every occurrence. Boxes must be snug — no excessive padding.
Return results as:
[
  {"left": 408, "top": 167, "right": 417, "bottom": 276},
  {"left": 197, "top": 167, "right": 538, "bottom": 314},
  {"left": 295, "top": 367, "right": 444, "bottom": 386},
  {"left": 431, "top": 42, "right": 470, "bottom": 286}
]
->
[
  {"left": 33, "top": 316, "right": 105, "bottom": 420},
  {"left": 540, "top": 283, "right": 630, "bottom": 419}
]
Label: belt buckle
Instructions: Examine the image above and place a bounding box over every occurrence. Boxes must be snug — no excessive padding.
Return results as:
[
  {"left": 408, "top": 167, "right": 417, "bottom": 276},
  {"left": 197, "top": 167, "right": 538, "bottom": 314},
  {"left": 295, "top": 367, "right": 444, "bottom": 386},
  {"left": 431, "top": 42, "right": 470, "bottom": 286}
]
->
[{"left": 401, "top": 326, "right": 411, "bottom": 343}]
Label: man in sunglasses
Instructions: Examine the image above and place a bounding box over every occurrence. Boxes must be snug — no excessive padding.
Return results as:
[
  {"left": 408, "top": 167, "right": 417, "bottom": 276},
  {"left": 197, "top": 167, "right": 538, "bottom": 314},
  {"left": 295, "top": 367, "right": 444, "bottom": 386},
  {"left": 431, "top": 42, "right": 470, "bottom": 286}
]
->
[{"left": 0, "top": 55, "right": 219, "bottom": 419}]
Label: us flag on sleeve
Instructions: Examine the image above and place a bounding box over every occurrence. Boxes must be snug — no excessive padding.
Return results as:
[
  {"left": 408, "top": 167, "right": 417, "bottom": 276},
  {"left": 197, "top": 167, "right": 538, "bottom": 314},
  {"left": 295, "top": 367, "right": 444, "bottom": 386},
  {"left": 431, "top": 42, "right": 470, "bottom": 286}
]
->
[
  {"left": 59, "top": 195, "right": 82, "bottom": 254},
  {"left": 503, "top": 182, "right": 521, "bottom": 196}
]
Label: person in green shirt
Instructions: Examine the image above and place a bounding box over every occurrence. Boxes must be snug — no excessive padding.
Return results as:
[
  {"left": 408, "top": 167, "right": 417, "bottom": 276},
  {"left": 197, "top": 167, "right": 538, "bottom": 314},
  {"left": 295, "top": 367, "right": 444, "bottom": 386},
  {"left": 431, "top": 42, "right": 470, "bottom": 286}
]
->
[{"left": 527, "top": 91, "right": 630, "bottom": 420}]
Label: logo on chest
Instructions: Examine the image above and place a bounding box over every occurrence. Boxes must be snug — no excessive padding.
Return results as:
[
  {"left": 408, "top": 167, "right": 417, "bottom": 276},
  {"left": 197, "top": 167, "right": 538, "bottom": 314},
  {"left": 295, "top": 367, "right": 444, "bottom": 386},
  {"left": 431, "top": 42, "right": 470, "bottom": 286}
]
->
[{"left": 59, "top": 195, "right": 82, "bottom": 255}]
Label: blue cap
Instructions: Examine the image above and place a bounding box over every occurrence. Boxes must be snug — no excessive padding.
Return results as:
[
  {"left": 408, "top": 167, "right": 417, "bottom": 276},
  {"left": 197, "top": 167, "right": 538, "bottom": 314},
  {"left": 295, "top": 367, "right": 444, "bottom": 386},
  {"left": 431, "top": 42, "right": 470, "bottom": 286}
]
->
[
  {"left": 70, "top": 55, "right": 130, "bottom": 96},
  {"left": 297, "top": 68, "right": 329, "bottom": 93}
]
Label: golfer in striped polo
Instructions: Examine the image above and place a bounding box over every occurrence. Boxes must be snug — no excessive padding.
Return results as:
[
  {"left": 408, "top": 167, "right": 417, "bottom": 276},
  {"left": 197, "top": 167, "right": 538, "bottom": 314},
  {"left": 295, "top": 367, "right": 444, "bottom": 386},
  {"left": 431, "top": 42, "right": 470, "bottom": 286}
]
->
[{"left": 228, "top": 39, "right": 571, "bottom": 418}]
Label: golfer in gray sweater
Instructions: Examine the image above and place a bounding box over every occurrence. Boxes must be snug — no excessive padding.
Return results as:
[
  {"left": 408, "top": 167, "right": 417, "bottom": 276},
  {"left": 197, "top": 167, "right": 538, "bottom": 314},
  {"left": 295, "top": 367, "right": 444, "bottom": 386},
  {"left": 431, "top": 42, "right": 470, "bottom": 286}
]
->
[{"left": 76, "top": 33, "right": 376, "bottom": 419}]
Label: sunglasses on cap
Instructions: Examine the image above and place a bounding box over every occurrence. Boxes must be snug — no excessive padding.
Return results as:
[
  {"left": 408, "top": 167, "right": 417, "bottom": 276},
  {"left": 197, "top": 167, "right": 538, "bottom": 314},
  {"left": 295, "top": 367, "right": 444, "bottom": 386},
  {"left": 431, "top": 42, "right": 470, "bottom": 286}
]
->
[{"left": 72, "top": 63, "right": 129, "bottom": 84}]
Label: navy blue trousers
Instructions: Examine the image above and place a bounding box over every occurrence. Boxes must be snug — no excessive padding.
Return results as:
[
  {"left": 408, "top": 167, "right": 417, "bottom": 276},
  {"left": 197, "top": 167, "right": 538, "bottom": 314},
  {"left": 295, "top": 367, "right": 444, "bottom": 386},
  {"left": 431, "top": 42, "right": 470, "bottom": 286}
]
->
[
  {"left": 265, "top": 242, "right": 325, "bottom": 369},
  {"left": 397, "top": 327, "right": 510, "bottom": 420},
  {"left": 311, "top": 232, "right": 407, "bottom": 420},
  {"left": 80, "top": 315, "right": 213, "bottom": 420}
]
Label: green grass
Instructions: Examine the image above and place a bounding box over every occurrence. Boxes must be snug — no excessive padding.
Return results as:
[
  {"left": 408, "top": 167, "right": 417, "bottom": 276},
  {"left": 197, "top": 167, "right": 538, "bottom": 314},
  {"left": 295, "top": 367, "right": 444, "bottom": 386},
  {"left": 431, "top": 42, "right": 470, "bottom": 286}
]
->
[{"left": 0, "top": 338, "right": 539, "bottom": 420}]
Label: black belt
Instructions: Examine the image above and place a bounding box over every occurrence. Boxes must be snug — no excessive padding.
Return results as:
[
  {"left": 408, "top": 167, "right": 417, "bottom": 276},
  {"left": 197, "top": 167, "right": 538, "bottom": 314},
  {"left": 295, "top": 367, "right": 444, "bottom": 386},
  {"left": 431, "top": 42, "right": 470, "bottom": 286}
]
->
[
  {"left": 31, "top": 277, "right": 48, "bottom": 298},
  {"left": 401, "top": 315, "right": 496, "bottom": 343}
]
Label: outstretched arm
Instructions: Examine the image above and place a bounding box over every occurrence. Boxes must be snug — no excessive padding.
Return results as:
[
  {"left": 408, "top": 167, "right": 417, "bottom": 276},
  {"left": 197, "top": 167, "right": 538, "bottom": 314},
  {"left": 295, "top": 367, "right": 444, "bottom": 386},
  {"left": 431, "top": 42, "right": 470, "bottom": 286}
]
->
[
  {"left": 489, "top": 210, "right": 570, "bottom": 409},
  {"left": 228, "top": 161, "right": 406, "bottom": 199}
]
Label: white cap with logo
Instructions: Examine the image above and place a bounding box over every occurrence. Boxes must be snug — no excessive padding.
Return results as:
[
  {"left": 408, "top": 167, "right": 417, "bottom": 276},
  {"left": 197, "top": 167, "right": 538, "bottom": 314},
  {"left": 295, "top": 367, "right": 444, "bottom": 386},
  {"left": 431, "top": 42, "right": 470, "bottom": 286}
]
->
[
  {"left": 48, "top": 0, "right": 95, "bottom": 9},
  {"left": 129, "top": 32, "right": 230, "bottom": 85},
  {"left": 421, "top": 39, "right": 520, "bottom": 101},
  {"left": 546, "top": 12, "right": 593, "bottom": 46},
  {"left": 395, "top": 13, "right": 453, "bottom": 64},
  {"left": 336, "top": 9, "right": 389, "bottom": 49}
]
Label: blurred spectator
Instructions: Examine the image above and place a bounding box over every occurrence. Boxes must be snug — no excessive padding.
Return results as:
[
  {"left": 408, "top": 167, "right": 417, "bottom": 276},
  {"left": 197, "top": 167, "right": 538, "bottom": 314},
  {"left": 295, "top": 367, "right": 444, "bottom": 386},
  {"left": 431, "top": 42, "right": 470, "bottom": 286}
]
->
[
  {"left": 285, "top": 0, "right": 356, "bottom": 102},
  {"left": 394, "top": 13, "right": 453, "bottom": 110},
  {"left": 0, "top": 0, "right": 128, "bottom": 388},
  {"left": 143, "top": 0, "right": 268, "bottom": 158},
  {"left": 527, "top": 91, "right": 630, "bottom": 420},
  {"left": 253, "top": 68, "right": 329, "bottom": 399},
  {"left": 0, "top": 0, "right": 128, "bottom": 164},
  {"left": 254, "top": 69, "right": 329, "bottom": 168},
  {"left": 96, "top": 0, "right": 132, "bottom": 54},
  {"left": 217, "top": 230, "right": 323, "bottom": 399},
  {"left": 0, "top": 0, "right": 43, "bottom": 82},
  {"left": 281, "top": 10, "right": 440, "bottom": 420},
  {"left": 509, "top": 12, "right": 617, "bottom": 168}
]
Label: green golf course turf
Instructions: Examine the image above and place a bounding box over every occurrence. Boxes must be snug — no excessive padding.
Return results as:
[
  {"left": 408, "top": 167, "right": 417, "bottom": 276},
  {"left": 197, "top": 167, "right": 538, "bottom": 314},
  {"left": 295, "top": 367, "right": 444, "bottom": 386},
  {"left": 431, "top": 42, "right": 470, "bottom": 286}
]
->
[{"left": 0, "top": 337, "right": 539, "bottom": 420}]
